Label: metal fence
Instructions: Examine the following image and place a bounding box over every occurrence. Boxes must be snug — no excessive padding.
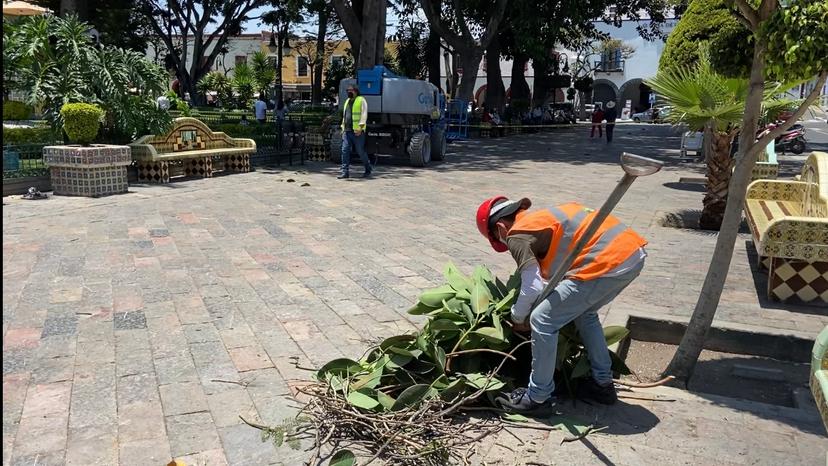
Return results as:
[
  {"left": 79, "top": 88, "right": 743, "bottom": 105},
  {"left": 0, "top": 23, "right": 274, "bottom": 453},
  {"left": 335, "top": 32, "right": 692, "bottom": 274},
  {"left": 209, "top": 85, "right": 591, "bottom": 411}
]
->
[
  {"left": 169, "top": 110, "right": 330, "bottom": 127},
  {"left": 3, "top": 143, "right": 51, "bottom": 178}
]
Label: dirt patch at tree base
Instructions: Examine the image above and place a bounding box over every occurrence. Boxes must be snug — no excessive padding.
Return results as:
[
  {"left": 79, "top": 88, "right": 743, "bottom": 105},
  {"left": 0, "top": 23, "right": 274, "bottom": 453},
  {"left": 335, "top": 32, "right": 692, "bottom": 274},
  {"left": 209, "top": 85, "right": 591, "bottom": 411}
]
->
[{"left": 623, "top": 340, "right": 812, "bottom": 408}]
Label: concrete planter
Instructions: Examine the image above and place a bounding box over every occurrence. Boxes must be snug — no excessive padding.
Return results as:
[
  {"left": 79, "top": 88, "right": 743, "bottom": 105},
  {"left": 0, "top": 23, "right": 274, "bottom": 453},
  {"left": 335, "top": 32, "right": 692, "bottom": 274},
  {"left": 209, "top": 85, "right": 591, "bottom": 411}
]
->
[{"left": 43, "top": 144, "right": 131, "bottom": 197}]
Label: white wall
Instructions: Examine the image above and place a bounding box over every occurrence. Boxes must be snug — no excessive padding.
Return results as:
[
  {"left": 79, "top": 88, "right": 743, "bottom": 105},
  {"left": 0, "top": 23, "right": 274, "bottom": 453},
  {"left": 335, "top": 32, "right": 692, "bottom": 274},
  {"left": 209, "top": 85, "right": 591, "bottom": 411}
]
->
[
  {"left": 145, "top": 35, "right": 263, "bottom": 77},
  {"left": 439, "top": 18, "right": 677, "bottom": 102}
]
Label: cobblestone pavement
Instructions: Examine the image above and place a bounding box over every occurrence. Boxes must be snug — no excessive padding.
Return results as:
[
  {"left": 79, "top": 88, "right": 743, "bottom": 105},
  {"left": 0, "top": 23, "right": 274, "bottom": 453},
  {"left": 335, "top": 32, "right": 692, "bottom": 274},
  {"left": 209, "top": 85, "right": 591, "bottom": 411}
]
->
[{"left": 3, "top": 125, "right": 826, "bottom": 465}]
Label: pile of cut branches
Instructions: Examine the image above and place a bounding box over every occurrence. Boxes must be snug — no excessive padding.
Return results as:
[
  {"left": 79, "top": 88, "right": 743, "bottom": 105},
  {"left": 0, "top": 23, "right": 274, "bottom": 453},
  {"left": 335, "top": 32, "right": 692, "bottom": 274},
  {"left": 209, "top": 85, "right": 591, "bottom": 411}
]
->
[{"left": 253, "top": 263, "right": 639, "bottom": 465}]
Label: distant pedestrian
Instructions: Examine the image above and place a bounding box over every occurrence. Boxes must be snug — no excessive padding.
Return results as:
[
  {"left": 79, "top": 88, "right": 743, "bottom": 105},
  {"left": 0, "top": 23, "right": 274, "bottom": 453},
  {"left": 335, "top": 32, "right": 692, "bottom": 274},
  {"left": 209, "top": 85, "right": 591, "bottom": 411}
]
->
[
  {"left": 254, "top": 94, "right": 268, "bottom": 124},
  {"left": 604, "top": 101, "right": 617, "bottom": 143},
  {"left": 590, "top": 104, "right": 604, "bottom": 138}
]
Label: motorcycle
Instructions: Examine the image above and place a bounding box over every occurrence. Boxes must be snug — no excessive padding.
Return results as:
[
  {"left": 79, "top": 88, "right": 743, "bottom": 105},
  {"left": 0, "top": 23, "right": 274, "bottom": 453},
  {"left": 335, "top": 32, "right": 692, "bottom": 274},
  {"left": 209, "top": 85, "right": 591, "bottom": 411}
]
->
[{"left": 773, "top": 123, "right": 806, "bottom": 154}]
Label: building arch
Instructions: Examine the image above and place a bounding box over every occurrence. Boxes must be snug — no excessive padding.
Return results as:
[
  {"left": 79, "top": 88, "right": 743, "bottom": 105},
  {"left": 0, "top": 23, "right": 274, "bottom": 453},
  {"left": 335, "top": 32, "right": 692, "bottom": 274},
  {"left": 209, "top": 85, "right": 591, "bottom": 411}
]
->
[
  {"left": 617, "top": 78, "right": 652, "bottom": 113},
  {"left": 591, "top": 79, "right": 619, "bottom": 108}
]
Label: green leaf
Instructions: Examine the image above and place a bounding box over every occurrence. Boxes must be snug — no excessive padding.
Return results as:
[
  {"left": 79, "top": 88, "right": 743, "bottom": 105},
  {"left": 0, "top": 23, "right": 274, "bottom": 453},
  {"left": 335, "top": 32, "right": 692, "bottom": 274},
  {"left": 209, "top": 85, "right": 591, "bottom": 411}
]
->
[
  {"left": 329, "top": 449, "right": 356, "bottom": 466},
  {"left": 433, "top": 346, "right": 446, "bottom": 373},
  {"left": 430, "top": 319, "right": 461, "bottom": 333},
  {"left": 470, "top": 282, "right": 491, "bottom": 314},
  {"left": 472, "top": 266, "right": 495, "bottom": 285},
  {"left": 444, "top": 262, "right": 473, "bottom": 292},
  {"left": 502, "top": 413, "right": 531, "bottom": 423},
  {"left": 571, "top": 355, "right": 591, "bottom": 379},
  {"left": 472, "top": 327, "right": 505, "bottom": 344},
  {"left": 377, "top": 391, "right": 396, "bottom": 410},
  {"left": 387, "top": 353, "right": 413, "bottom": 369},
  {"left": 506, "top": 271, "right": 522, "bottom": 293},
  {"left": 439, "top": 378, "right": 468, "bottom": 401},
  {"left": 390, "top": 384, "right": 437, "bottom": 410},
  {"left": 346, "top": 390, "right": 380, "bottom": 410},
  {"left": 418, "top": 284, "right": 456, "bottom": 307},
  {"left": 408, "top": 301, "right": 438, "bottom": 315},
  {"left": 603, "top": 326, "right": 630, "bottom": 346},
  {"left": 351, "top": 364, "right": 384, "bottom": 390},
  {"left": 462, "top": 373, "right": 505, "bottom": 391},
  {"left": 492, "top": 289, "right": 517, "bottom": 314},
  {"left": 548, "top": 416, "right": 591, "bottom": 437},
  {"left": 316, "top": 358, "right": 362, "bottom": 380},
  {"left": 461, "top": 303, "right": 475, "bottom": 323},
  {"left": 380, "top": 335, "right": 416, "bottom": 351}
]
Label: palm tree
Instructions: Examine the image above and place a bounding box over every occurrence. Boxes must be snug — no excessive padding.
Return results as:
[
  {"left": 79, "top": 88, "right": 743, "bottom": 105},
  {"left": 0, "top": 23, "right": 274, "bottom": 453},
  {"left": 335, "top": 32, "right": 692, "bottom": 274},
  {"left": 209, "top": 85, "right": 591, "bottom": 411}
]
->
[{"left": 646, "top": 57, "right": 795, "bottom": 230}]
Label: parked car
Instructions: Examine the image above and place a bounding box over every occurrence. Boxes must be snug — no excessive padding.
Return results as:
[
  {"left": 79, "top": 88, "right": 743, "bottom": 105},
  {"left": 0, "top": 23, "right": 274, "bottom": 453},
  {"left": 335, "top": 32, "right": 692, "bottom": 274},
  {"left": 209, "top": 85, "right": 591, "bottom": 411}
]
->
[{"left": 632, "top": 106, "right": 669, "bottom": 123}]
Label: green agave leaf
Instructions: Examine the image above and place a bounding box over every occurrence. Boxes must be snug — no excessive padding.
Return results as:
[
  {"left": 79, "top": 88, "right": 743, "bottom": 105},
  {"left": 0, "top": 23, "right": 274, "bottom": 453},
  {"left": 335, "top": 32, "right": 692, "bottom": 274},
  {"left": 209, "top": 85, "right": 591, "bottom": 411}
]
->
[
  {"left": 570, "top": 354, "right": 591, "bottom": 379},
  {"left": 462, "top": 373, "right": 505, "bottom": 391},
  {"left": 316, "top": 358, "right": 363, "bottom": 381},
  {"left": 408, "top": 301, "right": 438, "bottom": 315},
  {"left": 391, "top": 384, "right": 438, "bottom": 411},
  {"left": 472, "top": 326, "right": 505, "bottom": 344},
  {"left": 418, "top": 284, "right": 457, "bottom": 307},
  {"left": 444, "top": 262, "right": 473, "bottom": 292},
  {"left": 329, "top": 449, "right": 356, "bottom": 466},
  {"left": 603, "top": 326, "right": 630, "bottom": 346},
  {"left": 376, "top": 391, "right": 396, "bottom": 410},
  {"left": 471, "top": 282, "right": 491, "bottom": 314},
  {"left": 346, "top": 390, "right": 380, "bottom": 410}
]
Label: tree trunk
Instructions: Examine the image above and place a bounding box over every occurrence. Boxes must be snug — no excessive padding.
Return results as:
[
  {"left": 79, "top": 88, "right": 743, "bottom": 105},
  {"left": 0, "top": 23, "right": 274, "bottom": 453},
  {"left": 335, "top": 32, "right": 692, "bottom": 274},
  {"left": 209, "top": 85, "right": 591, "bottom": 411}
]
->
[
  {"left": 60, "top": 0, "right": 87, "bottom": 19},
  {"left": 510, "top": 54, "right": 531, "bottom": 107},
  {"left": 444, "top": 50, "right": 459, "bottom": 99},
  {"left": 578, "top": 90, "right": 587, "bottom": 121},
  {"left": 357, "top": 0, "right": 384, "bottom": 69},
  {"left": 484, "top": 37, "right": 505, "bottom": 113},
  {"left": 312, "top": 8, "right": 329, "bottom": 104},
  {"left": 699, "top": 127, "right": 734, "bottom": 230},
  {"left": 426, "top": 31, "right": 442, "bottom": 90},
  {"left": 277, "top": 31, "right": 285, "bottom": 102},
  {"left": 456, "top": 49, "right": 483, "bottom": 103},
  {"left": 532, "top": 59, "right": 550, "bottom": 107},
  {"left": 663, "top": 42, "right": 768, "bottom": 383}
]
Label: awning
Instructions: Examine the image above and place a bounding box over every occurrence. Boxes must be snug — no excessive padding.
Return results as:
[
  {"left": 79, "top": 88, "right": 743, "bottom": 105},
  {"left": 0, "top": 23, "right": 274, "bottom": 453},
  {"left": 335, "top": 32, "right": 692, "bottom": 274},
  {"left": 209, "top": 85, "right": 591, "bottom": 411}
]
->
[{"left": 3, "top": 1, "right": 51, "bottom": 16}]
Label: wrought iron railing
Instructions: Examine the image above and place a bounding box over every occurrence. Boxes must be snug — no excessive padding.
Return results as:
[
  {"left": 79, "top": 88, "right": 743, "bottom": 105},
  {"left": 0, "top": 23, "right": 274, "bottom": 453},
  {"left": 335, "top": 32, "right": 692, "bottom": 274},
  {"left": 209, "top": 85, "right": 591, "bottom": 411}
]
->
[
  {"left": 3, "top": 143, "right": 52, "bottom": 178},
  {"left": 594, "top": 60, "right": 625, "bottom": 72}
]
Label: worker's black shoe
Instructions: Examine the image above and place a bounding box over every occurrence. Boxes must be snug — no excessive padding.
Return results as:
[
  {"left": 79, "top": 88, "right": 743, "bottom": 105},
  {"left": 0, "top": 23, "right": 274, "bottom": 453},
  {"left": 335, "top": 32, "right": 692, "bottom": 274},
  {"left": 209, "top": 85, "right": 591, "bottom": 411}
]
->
[
  {"left": 362, "top": 170, "right": 372, "bottom": 178},
  {"left": 337, "top": 173, "right": 349, "bottom": 179},
  {"left": 495, "top": 388, "right": 554, "bottom": 415},
  {"left": 577, "top": 378, "right": 617, "bottom": 405}
]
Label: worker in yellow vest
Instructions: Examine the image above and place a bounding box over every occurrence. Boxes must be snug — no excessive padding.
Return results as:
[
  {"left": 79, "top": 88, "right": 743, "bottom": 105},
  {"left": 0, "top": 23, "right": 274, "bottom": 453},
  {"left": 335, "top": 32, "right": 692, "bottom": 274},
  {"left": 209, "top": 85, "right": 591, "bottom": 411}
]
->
[
  {"left": 339, "top": 84, "right": 372, "bottom": 179},
  {"left": 476, "top": 196, "right": 647, "bottom": 413}
]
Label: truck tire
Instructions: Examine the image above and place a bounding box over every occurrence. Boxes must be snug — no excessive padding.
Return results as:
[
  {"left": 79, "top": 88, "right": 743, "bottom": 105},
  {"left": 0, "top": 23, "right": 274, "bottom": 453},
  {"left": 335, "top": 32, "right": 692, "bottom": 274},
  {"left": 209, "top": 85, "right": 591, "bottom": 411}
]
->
[
  {"left": 329, "top": 129, "right": 342, "bottom": 164},
  {"left": 430, "top": 128, "right": 447, "bottom": 161},
  {"left": 408, "top": 132, "right": 431, "bottom": 167}
]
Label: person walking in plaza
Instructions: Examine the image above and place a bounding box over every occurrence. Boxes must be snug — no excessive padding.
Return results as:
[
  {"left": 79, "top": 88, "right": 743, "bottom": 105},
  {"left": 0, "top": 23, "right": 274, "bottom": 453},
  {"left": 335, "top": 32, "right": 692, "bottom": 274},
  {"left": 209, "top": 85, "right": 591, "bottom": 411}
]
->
[
  {"left": 475, "top": 196, "right": 647, "bottom": 413},
  {"left": 604, "top": 101, "right": 618, "bottom": 143},
  {"left": 254, "top": 94, "right": 268, "bottom": 124},
  {"left": 339, "top": 84, "right": 372, "bottom": 179},
  {"left": 590, "top": 104, "right": 604, "bottom": 138}
]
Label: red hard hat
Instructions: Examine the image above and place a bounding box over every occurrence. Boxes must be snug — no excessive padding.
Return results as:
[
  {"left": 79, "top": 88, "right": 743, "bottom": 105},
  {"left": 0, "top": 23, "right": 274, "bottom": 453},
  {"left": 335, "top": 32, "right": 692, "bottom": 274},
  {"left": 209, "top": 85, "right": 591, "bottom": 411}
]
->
[{"left": 476, "top": 196, "right": 509, "bottom": 252}]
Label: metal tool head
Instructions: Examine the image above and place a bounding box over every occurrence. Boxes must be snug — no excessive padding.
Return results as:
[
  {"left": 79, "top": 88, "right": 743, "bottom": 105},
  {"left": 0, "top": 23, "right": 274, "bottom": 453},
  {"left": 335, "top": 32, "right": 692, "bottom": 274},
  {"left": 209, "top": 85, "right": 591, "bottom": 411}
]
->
[{"left": 620, "top": 152, "right": 663, "bottom": 177}]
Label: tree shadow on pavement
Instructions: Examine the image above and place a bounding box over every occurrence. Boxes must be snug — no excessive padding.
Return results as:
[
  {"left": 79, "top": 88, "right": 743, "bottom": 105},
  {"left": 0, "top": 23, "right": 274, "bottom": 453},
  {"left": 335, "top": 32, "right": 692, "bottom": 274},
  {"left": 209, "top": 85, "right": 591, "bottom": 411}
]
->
[{"left": 288, "top": 126, "right": 709, "bottom": 181}]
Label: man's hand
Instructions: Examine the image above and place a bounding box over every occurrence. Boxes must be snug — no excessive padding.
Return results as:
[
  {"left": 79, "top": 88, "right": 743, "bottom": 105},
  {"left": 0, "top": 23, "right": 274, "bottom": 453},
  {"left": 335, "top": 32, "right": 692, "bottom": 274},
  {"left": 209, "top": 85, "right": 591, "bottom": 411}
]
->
[
  {"left": 355, "top": 129, "right": 363, "bottom": 136},
  {"left": 512, "top": 319, "right": 530, "bottom": 333}
]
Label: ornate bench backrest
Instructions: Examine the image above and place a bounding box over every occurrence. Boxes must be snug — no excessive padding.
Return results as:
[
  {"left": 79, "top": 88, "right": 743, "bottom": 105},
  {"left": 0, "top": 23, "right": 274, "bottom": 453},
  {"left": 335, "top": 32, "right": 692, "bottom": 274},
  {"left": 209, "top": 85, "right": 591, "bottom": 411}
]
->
[
  {"left": 801, "top": 152, "right": 828, "bottom": 218},
  {"left": 133, "top": 118, "right": 240, "bottom": 154}
]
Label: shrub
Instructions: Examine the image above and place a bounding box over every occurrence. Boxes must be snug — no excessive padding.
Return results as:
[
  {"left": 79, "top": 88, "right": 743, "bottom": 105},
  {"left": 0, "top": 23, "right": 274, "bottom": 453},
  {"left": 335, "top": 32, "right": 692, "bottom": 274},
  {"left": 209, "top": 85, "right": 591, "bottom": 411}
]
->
[
  {"left": 659, "top": 0, "right": 753, "bottom": 78},
  {"left": 3, "top": 101, "right": 33, "bottom": 120},
  {"left": 60, "top": 103, "right": 104, "bottom": 145},
  {"left": 2, "top": 126, "right": 60, "bottom": 145}
]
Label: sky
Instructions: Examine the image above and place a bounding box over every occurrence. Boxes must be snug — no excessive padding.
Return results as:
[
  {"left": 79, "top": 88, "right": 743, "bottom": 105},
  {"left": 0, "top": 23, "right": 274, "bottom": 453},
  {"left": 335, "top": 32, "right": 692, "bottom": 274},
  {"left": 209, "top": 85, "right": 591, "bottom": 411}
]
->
[{"left": 242, "top": 4, "right": 402, "bottom": 37}]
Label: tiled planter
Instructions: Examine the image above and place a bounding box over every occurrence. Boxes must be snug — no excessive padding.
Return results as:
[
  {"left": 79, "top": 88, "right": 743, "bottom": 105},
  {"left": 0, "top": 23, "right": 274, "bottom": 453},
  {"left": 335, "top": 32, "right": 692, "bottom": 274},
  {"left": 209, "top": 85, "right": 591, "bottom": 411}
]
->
[{"left": 43, "top": 145, "right": 131, "bottom": 197}]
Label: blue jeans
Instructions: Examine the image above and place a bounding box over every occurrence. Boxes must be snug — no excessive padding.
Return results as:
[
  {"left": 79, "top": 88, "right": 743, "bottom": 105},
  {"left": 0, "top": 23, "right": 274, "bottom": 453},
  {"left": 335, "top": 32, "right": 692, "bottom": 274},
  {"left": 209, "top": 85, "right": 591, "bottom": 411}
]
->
[
  {"left": 341, "top": 131, "right": 371, "bottom": 175},
  {"left": 527, "top": 260, "right": 644, "bottom": 402}
]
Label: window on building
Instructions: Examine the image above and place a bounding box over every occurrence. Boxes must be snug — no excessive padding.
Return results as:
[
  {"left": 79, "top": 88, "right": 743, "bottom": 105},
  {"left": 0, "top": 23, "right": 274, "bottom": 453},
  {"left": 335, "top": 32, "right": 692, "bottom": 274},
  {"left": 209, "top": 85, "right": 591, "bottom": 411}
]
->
[
  {"left": 330, "top": 55, "right": 345, "bottom": 68},
  {"left": 297, "top": 57, "right": 309, "bottom": 76},
  {"left": 235, "top": 55, "right": 247, "bottom": 66}
]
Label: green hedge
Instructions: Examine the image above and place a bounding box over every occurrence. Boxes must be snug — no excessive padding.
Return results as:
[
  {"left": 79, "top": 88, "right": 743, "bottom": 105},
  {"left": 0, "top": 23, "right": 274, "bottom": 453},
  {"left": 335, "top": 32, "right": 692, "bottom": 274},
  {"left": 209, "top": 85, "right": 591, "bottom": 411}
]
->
[
  {"left": 3, "top": 101, "right": 34, "bottom": 120},
  {"left": 2, "top": 126, "right": 61, "bottom": 145},
  {"left": 659, "top": 0, "right": 753, "bottom": 78}
]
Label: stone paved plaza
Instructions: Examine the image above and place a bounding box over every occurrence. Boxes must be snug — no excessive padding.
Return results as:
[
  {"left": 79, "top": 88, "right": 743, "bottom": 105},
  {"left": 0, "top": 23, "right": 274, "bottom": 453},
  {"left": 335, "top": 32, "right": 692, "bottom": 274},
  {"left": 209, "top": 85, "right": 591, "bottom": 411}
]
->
[{"left": 3, "top": 125, "right": 827, "bottom": 465}]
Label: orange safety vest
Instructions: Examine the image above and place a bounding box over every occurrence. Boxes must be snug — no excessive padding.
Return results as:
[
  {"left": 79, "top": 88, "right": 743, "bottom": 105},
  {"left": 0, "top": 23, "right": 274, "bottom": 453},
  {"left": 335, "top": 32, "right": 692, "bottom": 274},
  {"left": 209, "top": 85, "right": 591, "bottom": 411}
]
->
[{"left": 507, "top": 202, "right": 647, "bottom": 281}]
